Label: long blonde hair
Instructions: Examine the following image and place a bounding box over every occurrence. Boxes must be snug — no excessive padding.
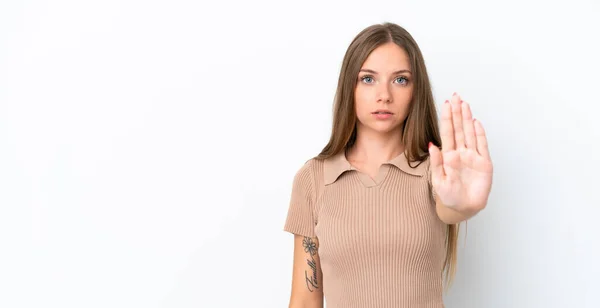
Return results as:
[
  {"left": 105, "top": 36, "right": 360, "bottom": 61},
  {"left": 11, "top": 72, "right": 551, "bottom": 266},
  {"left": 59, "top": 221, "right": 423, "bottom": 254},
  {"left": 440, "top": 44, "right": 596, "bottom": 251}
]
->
[{"left": 314, "top": 22, "right": 461, "bottom": 289}]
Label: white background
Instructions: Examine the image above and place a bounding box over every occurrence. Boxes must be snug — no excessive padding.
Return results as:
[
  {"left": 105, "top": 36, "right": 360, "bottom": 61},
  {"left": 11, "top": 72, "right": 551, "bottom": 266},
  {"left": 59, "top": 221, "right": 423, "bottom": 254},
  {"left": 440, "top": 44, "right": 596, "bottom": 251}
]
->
[{"left": 1, "top": 0, "right": 599, "bottom": 307}]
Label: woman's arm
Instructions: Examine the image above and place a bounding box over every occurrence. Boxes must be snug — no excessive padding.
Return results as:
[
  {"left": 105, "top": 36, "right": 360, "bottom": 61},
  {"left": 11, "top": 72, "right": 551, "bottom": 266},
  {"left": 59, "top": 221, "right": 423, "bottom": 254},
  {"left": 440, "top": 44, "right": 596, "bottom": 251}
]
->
[
  {"left": 435, "top": 195, "right": 485, "bottom": 224},
  {"left": 288, "top": 234, "right": 324, "bottom": 308}
]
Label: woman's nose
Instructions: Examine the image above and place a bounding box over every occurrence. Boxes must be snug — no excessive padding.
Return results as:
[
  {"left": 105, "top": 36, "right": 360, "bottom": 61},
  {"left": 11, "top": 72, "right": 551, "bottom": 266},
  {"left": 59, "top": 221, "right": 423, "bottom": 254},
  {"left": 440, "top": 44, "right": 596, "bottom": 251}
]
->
[{"left": 376, "top": 84, "right": 392, "bottom": 103}]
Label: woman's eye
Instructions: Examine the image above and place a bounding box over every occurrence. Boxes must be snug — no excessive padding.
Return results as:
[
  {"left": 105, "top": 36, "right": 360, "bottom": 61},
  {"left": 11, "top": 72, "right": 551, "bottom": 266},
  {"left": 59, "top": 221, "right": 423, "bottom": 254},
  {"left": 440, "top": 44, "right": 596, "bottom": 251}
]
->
[
  {"left": 361, "top": 76, "right": 374, "bottom": 83},
  {"left": 395, "top": 77, "right": 408, "bottom": 84}
]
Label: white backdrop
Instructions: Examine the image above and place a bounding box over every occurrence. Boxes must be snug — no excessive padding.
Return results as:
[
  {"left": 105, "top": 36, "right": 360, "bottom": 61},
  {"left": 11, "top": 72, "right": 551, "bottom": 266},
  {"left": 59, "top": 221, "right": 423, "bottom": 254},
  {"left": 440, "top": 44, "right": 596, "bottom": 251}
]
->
[{"left": 2, "top": 0, "right": 599, "bottom": 307}]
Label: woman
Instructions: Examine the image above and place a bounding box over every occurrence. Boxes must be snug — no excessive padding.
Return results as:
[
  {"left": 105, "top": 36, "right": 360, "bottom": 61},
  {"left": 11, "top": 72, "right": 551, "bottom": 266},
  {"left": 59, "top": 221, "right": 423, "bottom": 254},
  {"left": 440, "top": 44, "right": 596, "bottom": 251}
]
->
[{"left": 283, "top": 22, "right": 493, "bottom": 308}]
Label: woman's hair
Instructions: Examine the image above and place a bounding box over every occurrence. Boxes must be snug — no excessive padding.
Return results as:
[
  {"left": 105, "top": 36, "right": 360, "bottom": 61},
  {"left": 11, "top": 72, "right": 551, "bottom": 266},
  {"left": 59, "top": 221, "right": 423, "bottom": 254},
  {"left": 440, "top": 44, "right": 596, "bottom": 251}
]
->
[{"left": 314, "top": 22, "right": 461, "bottom": 289}]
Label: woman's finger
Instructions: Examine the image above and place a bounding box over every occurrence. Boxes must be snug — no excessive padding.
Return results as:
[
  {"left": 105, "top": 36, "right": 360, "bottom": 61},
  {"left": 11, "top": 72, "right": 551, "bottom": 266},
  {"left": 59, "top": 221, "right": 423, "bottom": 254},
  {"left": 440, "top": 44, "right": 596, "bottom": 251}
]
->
[
  {"left": 428, "top": 142, "right": 445, "bottom": 182},
  {"left": 462, "top": 101, "right": 476, "bottom": 150},
  {"left": 474, "top": 119, "right": 490, "bottom": 159},
  {"left": 440, "top": 99, "right": 455, "bottom": 153},
  {"left": 451, "top": 93, "right": 465, "bottom": 150}
]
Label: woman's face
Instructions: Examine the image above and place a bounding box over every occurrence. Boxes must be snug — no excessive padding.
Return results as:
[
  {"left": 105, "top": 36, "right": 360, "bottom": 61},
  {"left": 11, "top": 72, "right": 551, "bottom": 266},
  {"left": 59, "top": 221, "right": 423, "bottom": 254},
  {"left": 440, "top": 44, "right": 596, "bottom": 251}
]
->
[{"left": 354, "top": 42, "right": 414, "bottom": 136}]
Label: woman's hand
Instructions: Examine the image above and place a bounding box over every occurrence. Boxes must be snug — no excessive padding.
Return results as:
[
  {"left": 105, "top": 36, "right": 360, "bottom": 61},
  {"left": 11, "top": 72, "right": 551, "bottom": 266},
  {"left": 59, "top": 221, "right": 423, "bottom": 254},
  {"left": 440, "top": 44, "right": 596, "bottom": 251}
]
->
[{"left": 428, "top": 92, "right": 493, "bottom": 213}]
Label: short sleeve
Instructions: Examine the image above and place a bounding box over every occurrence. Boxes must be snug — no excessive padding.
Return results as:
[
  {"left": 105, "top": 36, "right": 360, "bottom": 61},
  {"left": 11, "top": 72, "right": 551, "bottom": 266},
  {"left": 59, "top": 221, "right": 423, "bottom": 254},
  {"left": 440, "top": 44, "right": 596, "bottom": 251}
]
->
[{"left": 283, "top": 160, "right": 317, "bottom": 238}]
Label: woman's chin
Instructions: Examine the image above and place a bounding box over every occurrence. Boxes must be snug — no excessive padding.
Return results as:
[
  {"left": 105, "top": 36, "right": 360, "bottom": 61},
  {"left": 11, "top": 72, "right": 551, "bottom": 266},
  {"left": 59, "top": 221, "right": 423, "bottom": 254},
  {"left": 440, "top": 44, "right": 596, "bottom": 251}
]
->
[{"left": 361, "top": 122, "right": 402, "bottom": 135}]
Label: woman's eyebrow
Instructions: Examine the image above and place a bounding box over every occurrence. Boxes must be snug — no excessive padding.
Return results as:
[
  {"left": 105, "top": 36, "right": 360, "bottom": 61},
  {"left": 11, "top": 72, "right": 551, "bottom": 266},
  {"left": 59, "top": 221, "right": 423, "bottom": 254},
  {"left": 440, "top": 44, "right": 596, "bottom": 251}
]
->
[{"left": 359, "top": 69, "right": 412, "bottom": 74}]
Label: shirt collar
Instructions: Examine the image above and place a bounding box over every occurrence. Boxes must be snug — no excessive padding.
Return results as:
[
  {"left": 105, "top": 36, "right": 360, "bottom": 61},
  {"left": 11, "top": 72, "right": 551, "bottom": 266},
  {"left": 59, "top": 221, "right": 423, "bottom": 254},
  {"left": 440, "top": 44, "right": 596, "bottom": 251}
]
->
[{"left": 323, "top": 150, "right": 428, "bottom": 185}]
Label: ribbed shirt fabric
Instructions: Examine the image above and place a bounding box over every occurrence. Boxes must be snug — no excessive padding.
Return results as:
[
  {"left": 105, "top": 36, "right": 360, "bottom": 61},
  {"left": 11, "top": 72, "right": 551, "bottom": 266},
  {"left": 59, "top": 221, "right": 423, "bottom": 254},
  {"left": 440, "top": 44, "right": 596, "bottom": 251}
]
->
[{"left": 283, "top": 150, "right": 447, "bottom": 308}]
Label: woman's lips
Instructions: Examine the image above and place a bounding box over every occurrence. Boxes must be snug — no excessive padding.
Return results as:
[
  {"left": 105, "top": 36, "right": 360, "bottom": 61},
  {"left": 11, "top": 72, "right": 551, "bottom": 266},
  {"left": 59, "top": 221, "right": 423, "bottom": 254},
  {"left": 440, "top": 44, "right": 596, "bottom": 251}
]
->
[{"left": 372, "top": 111, "right": 393, "bottom": 120}]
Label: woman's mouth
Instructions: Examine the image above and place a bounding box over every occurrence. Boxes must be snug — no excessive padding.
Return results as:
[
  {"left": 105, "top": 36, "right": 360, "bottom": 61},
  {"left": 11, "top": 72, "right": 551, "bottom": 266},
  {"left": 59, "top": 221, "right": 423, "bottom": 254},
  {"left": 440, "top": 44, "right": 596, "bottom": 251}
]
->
[{"left": 372, "top": 110, "right": 393, "bottom": 119}]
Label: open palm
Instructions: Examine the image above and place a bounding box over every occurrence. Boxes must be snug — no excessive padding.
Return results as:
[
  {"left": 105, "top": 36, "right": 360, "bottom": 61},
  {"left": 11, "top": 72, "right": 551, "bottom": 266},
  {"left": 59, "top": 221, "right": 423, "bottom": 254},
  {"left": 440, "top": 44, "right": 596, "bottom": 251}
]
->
[{"left": 428, "top": 93, "right": 493, "bottom": 212}]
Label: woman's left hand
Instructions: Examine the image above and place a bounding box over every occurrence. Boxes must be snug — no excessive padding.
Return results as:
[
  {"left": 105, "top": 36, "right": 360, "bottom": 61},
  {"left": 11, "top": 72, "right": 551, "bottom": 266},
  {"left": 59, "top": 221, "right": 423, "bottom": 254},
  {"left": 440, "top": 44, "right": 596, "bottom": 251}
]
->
[{"left": 428, "top": 92, "right": 494, "bottom": 213}]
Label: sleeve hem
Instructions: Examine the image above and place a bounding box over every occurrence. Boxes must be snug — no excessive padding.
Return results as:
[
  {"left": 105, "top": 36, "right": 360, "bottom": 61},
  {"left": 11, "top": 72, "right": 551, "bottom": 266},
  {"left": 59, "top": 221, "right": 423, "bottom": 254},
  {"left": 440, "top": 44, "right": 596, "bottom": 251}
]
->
[{"left": 283, "top": 226, "right": 316, "bottom": 238}]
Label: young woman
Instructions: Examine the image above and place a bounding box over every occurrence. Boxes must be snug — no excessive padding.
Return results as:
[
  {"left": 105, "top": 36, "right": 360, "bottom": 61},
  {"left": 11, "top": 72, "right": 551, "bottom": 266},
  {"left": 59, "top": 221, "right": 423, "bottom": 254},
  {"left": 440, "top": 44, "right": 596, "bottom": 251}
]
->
[{"left": 283, "top": 22, "right": 493, "bottom": 308}]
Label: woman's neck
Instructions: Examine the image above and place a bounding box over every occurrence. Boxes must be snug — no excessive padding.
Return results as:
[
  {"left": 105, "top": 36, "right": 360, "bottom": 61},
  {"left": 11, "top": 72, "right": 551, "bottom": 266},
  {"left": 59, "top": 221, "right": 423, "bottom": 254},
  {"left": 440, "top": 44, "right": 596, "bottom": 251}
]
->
[{"left": 346, "top": 126, "right": 404, "bottom": 165}]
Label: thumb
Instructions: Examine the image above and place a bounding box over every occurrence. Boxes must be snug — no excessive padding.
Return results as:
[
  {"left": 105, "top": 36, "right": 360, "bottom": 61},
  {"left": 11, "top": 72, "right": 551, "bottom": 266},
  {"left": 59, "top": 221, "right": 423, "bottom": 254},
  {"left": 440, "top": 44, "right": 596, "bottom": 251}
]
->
[{"left": 428, "top": 142, "right": 445, "bottom": 184}]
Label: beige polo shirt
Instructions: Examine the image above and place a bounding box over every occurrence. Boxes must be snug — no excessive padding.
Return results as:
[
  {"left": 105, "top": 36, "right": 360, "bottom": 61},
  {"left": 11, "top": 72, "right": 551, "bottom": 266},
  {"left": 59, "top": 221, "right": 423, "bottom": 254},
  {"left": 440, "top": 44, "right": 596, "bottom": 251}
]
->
[{"left": 283, "top": 150, "right": 447, "bottom": 308}]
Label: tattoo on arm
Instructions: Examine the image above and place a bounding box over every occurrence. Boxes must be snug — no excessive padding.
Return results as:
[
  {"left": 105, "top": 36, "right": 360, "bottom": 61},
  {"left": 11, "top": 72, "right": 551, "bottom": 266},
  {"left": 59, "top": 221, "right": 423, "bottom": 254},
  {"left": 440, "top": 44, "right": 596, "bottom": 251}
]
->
[{"left": 302, "top": 236, "right": 319, "bottom": 292}]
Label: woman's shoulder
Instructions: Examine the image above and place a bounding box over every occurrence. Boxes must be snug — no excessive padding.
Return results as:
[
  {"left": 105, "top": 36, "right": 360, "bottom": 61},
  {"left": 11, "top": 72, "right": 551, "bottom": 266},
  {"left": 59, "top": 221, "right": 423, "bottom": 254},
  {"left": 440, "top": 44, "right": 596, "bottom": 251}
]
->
[
  {"left": 295, "top": 156, "right": 324, "bottom": 177},
  {"left": 291, "top": 156, "right": 326, "bottom": 189}
]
